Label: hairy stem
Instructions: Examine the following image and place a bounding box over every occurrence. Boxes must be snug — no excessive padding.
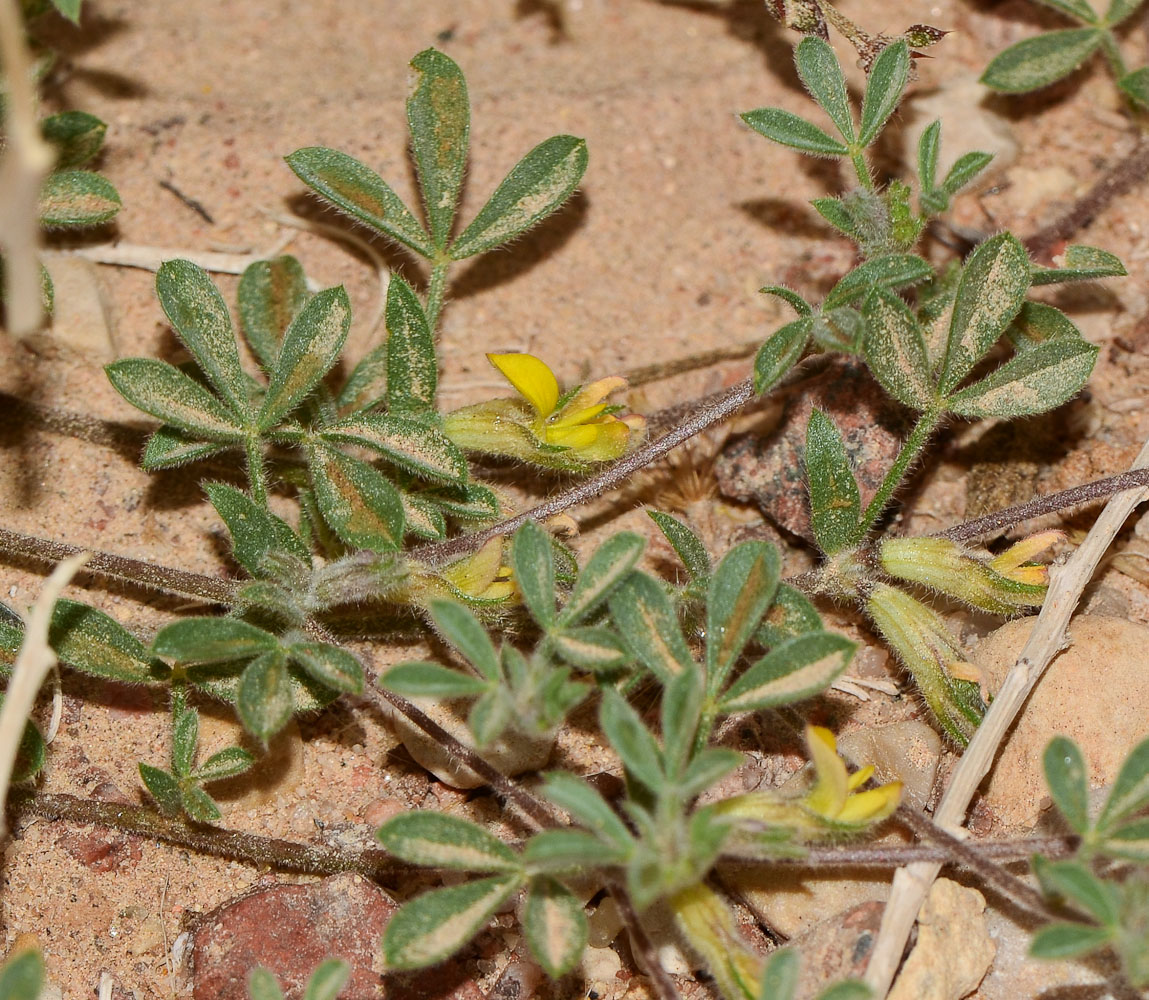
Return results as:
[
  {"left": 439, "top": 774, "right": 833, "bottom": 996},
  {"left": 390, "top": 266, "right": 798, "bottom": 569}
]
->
[
  {"left": 612, "top": 881, "right": 684, "bottom": 1000},
  {"left": 855, "top": 409, "right": 941, "bottom": 540},
  {"left": 245, "top": 437, "right": 269, "bottom": 508},
  {"left": 0, "top": 526, "right": 237, "bottom": 605},
  {"left": 1099, "top": 29, "right": 1128, "bottom": 81},
  {"left": 411, "top": 377, "right": 756, "bottom": 566},
  {"left": 425, "top": 260, "right": 449, "bottom": 332}
]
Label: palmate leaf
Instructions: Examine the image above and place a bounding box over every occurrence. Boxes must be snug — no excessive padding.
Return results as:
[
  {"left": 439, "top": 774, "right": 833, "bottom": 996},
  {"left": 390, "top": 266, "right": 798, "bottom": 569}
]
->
[
  {"left": 523, "top": 876, "right": 588, "bottom": 978},
  {"left": 285, "top": 147, "right": 434, "bottom": 257},
  {"left": 205, "top": 482, "right": 312, "bottom": 577},
  {"left": 741, "top": 108, "right": 848, "bottom": 157},
  {"left": 321, "top": 414, "right": 468, "bottom": 485},
  {"left": 858, "top": 41, "right": 910, "bottom": 147},
  {"left": 981, "top": 28, "right": 1103, "bottom": 93},
  {"left": 945, "top": 339, "right": 1098, "bottom": 418},
  {"left": 719, "top": 631, "right": 854, "bottom": 713},
  {"left": 382, "top": 874, "right": 523, "bottom": 970},
  {"left": 257, "top": 285, "right": 351, "bottom": 429},
  {"left": 705, "top": 541, "right": 780, "bottom": 694},
  {"left": 451, "top": 135, "right": 589, "bottom": 259},
  {"left": 794, "top": 36, "right": 854, "bottom": 142},
  {"left": 862, "top": 288, "right": 935, "bottom": 410},
  {"left": 1105, "top": 0, "right": 1144, "bottom": 24},
  {"left": 307, "top": 444, "right": 405, "bottom": 553},
  {"left": 408, "top": 48, "right": 470, "bottom": 248},
  {"left": 804, "top": 410, "right": 861, "bottom": 555},
  {"left": 385, "top": 277, "right": 437, "bottom": 416},
  {"left": 607, "top": 571, "right": 694, "bottom": 683},
  {"left": 558, "top": 530, "right": 646, "bottom": 625},
  {"left": 105, "top": 359, "right": 245, "bottom": 441},
  {"left": 237, "top": 256, "right": 311, "bottom": 371},
  {"left": 377, "top": 812, "right": 521, "bottom": 871}
]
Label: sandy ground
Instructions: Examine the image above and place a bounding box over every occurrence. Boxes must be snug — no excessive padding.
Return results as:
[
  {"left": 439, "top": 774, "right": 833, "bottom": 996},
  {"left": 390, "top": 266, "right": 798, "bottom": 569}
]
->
[{"left": 4, "top": 0, "right": 1149, "bottom": 997}]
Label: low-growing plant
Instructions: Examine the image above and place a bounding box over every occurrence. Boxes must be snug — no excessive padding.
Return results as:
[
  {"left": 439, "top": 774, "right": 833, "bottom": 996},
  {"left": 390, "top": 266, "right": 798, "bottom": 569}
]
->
[{"left": 3, "top": 3, "right": 1149, "bottom": 999}]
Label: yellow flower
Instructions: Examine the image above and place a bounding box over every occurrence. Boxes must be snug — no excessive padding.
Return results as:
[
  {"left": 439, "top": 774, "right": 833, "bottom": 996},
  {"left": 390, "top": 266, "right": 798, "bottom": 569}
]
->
[
  {"left": 989, "top": 530, "right": 1063, "bottom": 587},
  {"left": 409, "top": 537, "right": 517, "bottom": 606},
  {"left": 803, "top": 725, "right": 902, "bottom": 826},
  {"left": 442, "top": 353, "right": 644, "bottom": 470}
]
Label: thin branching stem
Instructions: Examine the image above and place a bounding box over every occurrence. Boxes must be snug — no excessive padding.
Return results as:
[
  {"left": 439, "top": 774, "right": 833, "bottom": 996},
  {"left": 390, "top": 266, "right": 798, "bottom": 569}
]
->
[
  {"left": 425, "top": 260, "right": 450, "bottom": 331},
  {"left": 0, "top": 526, "right": 236, "bottom": 605},
  {"left": 612, "top": 881, "right": 684, "bottom": 1000},
  {"left": 856, "top": 409, "right": 941, "bottom": 539}
]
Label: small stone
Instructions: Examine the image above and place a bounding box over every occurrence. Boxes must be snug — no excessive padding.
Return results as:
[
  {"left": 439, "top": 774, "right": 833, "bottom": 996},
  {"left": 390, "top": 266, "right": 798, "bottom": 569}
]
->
[
  {"left": 974, "top": 614, "right": 1149, "bottom": 832},
  {"left": 485, "top": 957, "right": 541, "bottom": 999},
  {"left": 362, "top": 797, "right": 406, "bottom": 828},
  {"left": 787, "top": 901, "right": 884, "bottom": 1000},
  {"left": 582, "top": 943, "right": 623, "bottom": 985},
  {"left": 57, "top": 828, "right": 142, "bottom": 873},
  {"left": 382, "top": 696, "right": 553, "bottom": 790},
  {"left": 888, "top": 879, "right": 995, "bottom": 1000},
  {"left": 715, "top": 359, "right": 910, "bottom": 542},
  {"left": 838, "top": 721, "right": 941, "bottom": 810},
  {"left": 588, "top": 896, "right": 624, "bottom": 948},
  {"left": 129, "top": 913, "right": 165, "bottom": 956}
]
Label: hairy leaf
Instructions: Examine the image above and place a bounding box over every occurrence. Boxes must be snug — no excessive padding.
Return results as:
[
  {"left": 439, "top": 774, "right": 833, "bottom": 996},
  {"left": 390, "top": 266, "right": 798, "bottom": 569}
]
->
[
  {"left": 430, "top": 599, "right": 501, "bottom": 681},
  {"left": 49, "top": 599, "right": 161, "bottom": 683},
  {"left": 706, "top": 541, "right": 780, "bottom": 693},
  {"left": 1044, "top": 737, "right": 1091, "bottom": 834},
  {"left": 238, "top": 256, "right": 311, "bottom": 371},
  {"left": 607, "top": 571, "right": 694, "bottom": 682},
  {"left": 512, "top": 521, "right": 556, "bottom": 628},
  {"left": 946, "top": 339, "right": 1098, "bottom": 418},
  {"left": 720, "top": 631, "right": 854, "bottom": 713},
  {"left": 152, "top": 617, "right": 278, "bottom": 665},
  {"left": 795, "top": 36, "right": 854, "bottom": 141},
  {"left": 288, "top": 642, "right": 364, "bottom": 694},
  {"left": 105, "top": 359, "right": 245, "bottom": 440},
  {"left": 382, "top": 661, "right": 488, "bottom": 699},
  {"left": 237, "top": 650, "right": 294, "bottom": 743},
  {"left": 322, "top": 414, "right": 468, "bottom": 484},
  {"left": 308, "top": 445, "right": 405, "bottom": 552},
  {"left": 804, "top": 410, "right": 861, "bottom": 555},
  {"left": 741, "top": 108, "right": 848, "bottom": 157},
  {"left": 862, "top": 288, "right": 935, "bottom": 410},
  {"left": 858, "top": 41, "right": 910, "bottom": 147},
  {"left": 41, "top": 110, "right": 107, "bottom": 169},
  {"left": 206, "top": 482, "right": 311, "bottom": 577},
  {"left": 523, "top": 876, "right": 588, "bottom": 978},
  {"left": 600, "top": 690, "right": 663, "bottom": 792},
  {"left": 648, "top": 510, "right": 710, "bottom": 582},
  {"left": 39, "top": 169, "right": 120, "bottom": 226},
  {"left": 981, "top": 29, "right": 1103, "bottom": 93},
  {"left": 755, "top": 317, "right": 812, "bottom": 395},
  {"left": 378, "top": 811, "right": 521, "bottom": 871},
  {"left": 385, "top": 277, "right": 438, "bottom": 416}
]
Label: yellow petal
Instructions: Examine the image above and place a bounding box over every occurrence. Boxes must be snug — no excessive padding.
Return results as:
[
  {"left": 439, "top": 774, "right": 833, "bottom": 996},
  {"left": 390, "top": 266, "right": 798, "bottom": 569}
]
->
[
  {"left": 847, "top": 764, "right": 875, "bottom": 792},
  {"left": 805, "top": 725, "right": 848, "bottom": 818},
  {"left": 440, "top": 536, "right": 504, "bottom": 596},
  {"left": 836, "top": 781, "right": 903, "bottom": 825},
  {"left": 560, "top": 375, "right": 628, "bottom": 415},
  {"left": 549, "top": 402, "right": 610, "bottom": 430},
  {"left": 487, "top": 353, "right": 559, "bottom": 416},
  {"left": 546, "top": 423, "right": 602, "bottom": 450},
  {"left": 990, "top": 530, "right": 1063, "bottom": 576}
]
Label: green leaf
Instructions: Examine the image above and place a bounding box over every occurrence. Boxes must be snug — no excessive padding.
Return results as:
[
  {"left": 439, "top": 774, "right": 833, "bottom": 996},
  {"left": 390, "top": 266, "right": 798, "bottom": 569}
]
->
[
  {"left": 600, "top": 690, "right": 663, "bottom": 792},
  {"left": 758, "top": 947, "right": 799, "bottom": 1000},
  {"left": 237, "top": 650, "right": 294, "bottom": 743},
  {"left": 377, "top": 811, "right": 521, "bottom": 871},
  {"left": 41, "top": 110, "right": 106, "bottom": 169},
  {"left": 430, "top": 599, "right": 500, "bottom": 681},
  {"left": 523, "top": 829, "right": 625, "bottom": 871},
  {"left": 1034, "top": 0, "right": 1098, "bottom": 21},
  {"left": 1007, "top": 302, "right": 1085, "bottom": 352},
  {"left": 308, "top": 445, "right": 405, "bottom": 553},
  {"left": 468, "top": 687, "right": 512, "bottom": 746},
  {"left": 153, "top": 617, "right": 277, "bottom": 665},
  {"left": 811, "top": 197, "right": 861, "bottom": 241},
  {"left": 141, "top": 427, "right": 232, "bottom": 470},
  {"left": 858, "top": 41, "right": 910, "bottom": 147},
  {"left": 941, "top": 151, "right": 994, "bottom": 197},
  {"left": 550, "top": 626, "right": 631, "bottom": 672},
  {"left": 206, "top": 482, "right": 311, "bottom": 577},
  {"left": 50, "top": 599, "right": 161, "bottom": 683},
  {"left": 285, "top": 147, "right": 433, "bottom": 257},
  {"left": 194, "top": 746, "right": 255, "bottom": 783},
  {"left": 421, "top": 482, "right": 501, "bottom": 523},
  {"left": 400, "top": 493, "right": 447, "bottom": 540},
  {"left": 139, "top": 762, "right": 183, "bottom": 814},
  {"left": 0, "top": 694, "right": 46, "bottom": 782},
  {"left": 288, "top": 642, "right": 364, "bottom": 694},
  {"left": 755, "top": 583, "right": 823, "bottom": 646},
  {"left": 512, "top": 521, "right": 556, "bottom": 629},
  {"left": 105, "top": 359, "right": 245, "bottom": 440},
  {"left": 322, "top": 414, "right": 468, "bottom": 485},
  {"left": 939, "top": 233, "right": 1031, "bottom": 394},
  {"left": 760, "top": 286, "right": 813, "bottom": 317},
  {"left": 1118, "top": 66, "right": 1149, "bottom": 106},
  {"left": 237, "top": 256, "right": 311, "bottom": 371},
  {"left": 1102, "top": 817, "right": 1149, "bottom": 860},
  {"left": 862, "top": 288, "right": 936, "bottom": 410},
  {"left": 824, "top": 255, "right": 934, "bottom": 311},
  {"left": 180, "top": 783, "right": 223, "bottom": 823},
  {"left": 541, "top": 772, "right": 633, "bottom": 849},
  {"left": 1029, "top": 244, "right": 1128, "bottom": 285},
  {"left": 607, "top": 572, "right": 695, "bottom": 683},
  {"left": 408, "top": 48, "right": 470, "bottom": 248},
  {"left": 1034, "top": 857, "right": 1120, "bottom": 925},
  {"left": 661, "top": 667, "right": 704, "bottom": 777},
  {"left": 38, "top": 169, "right": 120, "bottom": 226},
  {"left": 680, "top": 747, "right": 743, "bottom": 800},
  {"left": 795, "top": 36, "right": 854, "bottom": 141},
  {"left": 981, "top": 29, "right": 1103, "bottom": 93},
  {"left": 804, "top": 410, "right": 861, "bottom": 555},
  {"left": 557, "top": 531, "right": 646, "bottom": 627},
  {"left": 155, "top": 260, "right": 250, "bottom": 414},
  {"left": 917, "top": 120, "right": 941, "bottom": 193},
  {"left": 706, "top": 541, "right": 780, "bottom": 692},
  {"left": 755, "top": 317, "right": 812, "bottom": 395},
  {"left": 523, "top": 876, "right": 588, "bottom": 978},
  {"left": 0, "top": 949, "right": 45, "bottom": 1000},
  {"left": 382, "top": 661, "right": 488, "bottom": 699},
  {"left": 1098, "top": 735, "right": 1149, "bottom": 831},
  {"left": 303, "top": 959, "right": 351, "bottom": 1000},
  {"left": 172, "top": 705, "right": 199, "bottom": 776},
  {"left": 258, "top": 286, "right": 351, "bottom": 429},
  {"left": 946, "top": 339, "right": 1098, "bottom": 418},
  {"left": 385, "top": 277, "right": 437, "bottom": 416},
  {"left": 648, "top": 511, "right": 710, "bottom": 582},
  {"left": 451, "top": 135, "right": 588, "bottom": 259},
  {"left": 741, "top": 108, "right": 848, "bottom": 157},
  {"left": 1104, "top": 0, "right": 1143, "bottom": 24},
  {"left": 1030, "top": 922, "right": 1113, "bottom": 959},
  {"left": 382, "top": 874, "right": 521, "bottom": 970},
  {"left": 1043, "top": 736, "right": 1091, "bottom": 834},
  {"left": 247, "top": 967, "right": 285, "bottom": 1000},
  {"left": 720, "top": 631, "right": 854, "bottom": 713},
  {"left": 49, "top": 0, "right": 82, "bottom": 20},
  {"left": 338, "top": 343, "right": 389, "bottom": 414}
]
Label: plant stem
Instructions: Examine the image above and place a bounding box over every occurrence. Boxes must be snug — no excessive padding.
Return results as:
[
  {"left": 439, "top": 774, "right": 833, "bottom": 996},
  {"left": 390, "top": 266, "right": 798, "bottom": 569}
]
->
[
  {"left": 245, "top": 437, "right": 269, "bottom": 507},
  {"left": 410, "top": 376, "right": 757, "bottom": 566},
  {"left": 854, "top": 409, "right": 941, "bottom": 540},
  {"left": 850, "top": 149, "right": 875, "bottom": 192},
  {"left": 1100, "top": 29, "right": 1128, "bottom": 80},
  {"left": 425, "top": 260, "right": 449, "bottom": 331},
  {"left": 612, "top": 881, "right": 684, "bottom": 1000},
  {"left": 0, "top": 526, "right": 236, "bottom": 605}
]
